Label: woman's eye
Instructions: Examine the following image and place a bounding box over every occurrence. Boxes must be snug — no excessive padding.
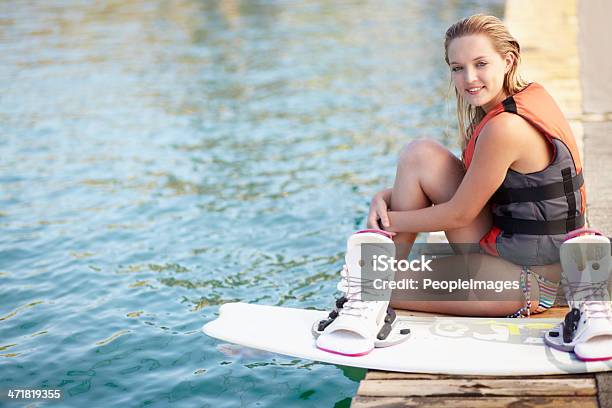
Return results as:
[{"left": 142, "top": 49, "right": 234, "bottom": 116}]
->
[
  {"left": 451, "top": 66, "right": 462, "bottom": 72},
  {"left": 477, "top": 62, "right": 487, "bottom": 67}
]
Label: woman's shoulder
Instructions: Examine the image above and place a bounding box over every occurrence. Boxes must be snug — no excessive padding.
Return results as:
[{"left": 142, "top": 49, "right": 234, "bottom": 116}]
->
[
  {"left": 478, "top": 111, "right": 542, "bottom": 155},
  {"left": 481, "top": 112, "right": 535, "bottom": 140}
]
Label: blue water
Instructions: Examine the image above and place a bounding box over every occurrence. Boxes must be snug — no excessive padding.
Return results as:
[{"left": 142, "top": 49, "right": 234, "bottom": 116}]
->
[{"left": 0, "top": 1, "right": 504, "bottom": 406}]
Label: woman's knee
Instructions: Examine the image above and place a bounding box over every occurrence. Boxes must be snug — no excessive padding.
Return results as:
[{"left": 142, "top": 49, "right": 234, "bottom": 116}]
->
[
  {"left": 397, "top": 138, "right": 451, "bottom": 170},
  {"left": 396, "top": 138, "right": 465, "bottom": 203}
]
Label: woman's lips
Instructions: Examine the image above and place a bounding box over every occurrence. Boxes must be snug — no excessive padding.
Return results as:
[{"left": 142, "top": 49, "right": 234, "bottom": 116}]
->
[{"left": 467, "top": 86, "right": 484, "bottom": 95}]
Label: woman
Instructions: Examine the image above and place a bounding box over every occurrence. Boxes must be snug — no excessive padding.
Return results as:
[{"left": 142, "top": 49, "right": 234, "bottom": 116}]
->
[
  {"left": 314, "top": 14, "right": 588, "bottom": 357},
  {"left": 366, "top": 14, "right": 585, "bottom": 318}
]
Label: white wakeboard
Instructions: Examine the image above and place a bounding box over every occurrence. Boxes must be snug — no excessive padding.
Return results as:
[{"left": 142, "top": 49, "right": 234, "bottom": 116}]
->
[{"left": 202, "top": 302, "right": 612, "bottom": 376}]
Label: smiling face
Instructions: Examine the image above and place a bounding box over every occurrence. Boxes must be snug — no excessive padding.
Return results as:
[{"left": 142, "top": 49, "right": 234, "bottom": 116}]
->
[{"left": 447, "top": 34, "right": 514, "bottom": 112}]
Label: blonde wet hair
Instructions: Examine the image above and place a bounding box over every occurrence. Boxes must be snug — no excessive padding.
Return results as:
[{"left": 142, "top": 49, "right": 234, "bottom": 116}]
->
[{"left": 444, "top": 14, "right": 528, "bottom": 153}]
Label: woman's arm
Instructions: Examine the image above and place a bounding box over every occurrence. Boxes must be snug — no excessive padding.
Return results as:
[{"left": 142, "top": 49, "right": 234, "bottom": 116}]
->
[
  {"left": 385, "top": 113, "right": 527, "bottom": 233},
  {"left": 377, "top": 187, "right": 393, "bottom": 204},
  {"left": 367, "top": 187, "right": 394, "bottom": 229}
]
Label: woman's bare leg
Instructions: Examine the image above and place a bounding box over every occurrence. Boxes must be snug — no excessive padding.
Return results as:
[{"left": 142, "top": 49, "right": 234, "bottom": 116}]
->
[
  {"left": 385, "top": 139, "right": 547, "bottom": 316},
  {"left": 389, "top": 139, "right": 492, "bottom": 259},
  {"left": 389, "top": 253, "right": 543, "bottom": 316}
]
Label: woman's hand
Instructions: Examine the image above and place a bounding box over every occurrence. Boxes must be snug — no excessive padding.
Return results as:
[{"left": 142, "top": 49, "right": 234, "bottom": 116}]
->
[{"left": 367, "top": 188, "right": 395, "bottom": 235}]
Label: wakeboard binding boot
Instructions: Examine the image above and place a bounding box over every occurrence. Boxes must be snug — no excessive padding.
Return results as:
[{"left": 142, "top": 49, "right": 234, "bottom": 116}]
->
[
  {"left": 312, "top": 229, "right": 411, "bottom": 356},
  {"left": 544, "top": 228, "right": 612, "bottom": 361}
]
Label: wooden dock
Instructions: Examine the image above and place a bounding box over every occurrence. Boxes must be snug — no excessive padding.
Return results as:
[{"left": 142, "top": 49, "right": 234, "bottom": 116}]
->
[
  {"left": 353, "top": 371, "right": 603, "bottom": 407},
  {"left": 351, "top": 307, "right": 611, "bottom": 408}
]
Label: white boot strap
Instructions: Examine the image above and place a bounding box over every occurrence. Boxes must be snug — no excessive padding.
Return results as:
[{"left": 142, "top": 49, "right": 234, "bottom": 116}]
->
[
  {"left": 565, "top": 281, "right": 610, "bottom": 306},
  {"left": 583, "top": 301, "right": 612, "bottom": 319},
  {"left": 323, "top": 312, "right": 378, "bottom": 340}
]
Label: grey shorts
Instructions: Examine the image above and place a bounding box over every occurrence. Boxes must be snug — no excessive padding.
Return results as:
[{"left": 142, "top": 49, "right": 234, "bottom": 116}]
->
[{"left": 495, "top": 233, "right": 564, "bottom": 266}]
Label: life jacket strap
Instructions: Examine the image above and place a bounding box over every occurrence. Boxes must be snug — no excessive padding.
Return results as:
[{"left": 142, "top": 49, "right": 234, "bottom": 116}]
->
[
  {"left": 493, "top": 213, "right": 585, "bottom": 235},
  {"left": 562, "top": 168, "right": 579, "bottom": 232},
  {"left": 491, "top": 171, "right": 583, "bottom": 205}
]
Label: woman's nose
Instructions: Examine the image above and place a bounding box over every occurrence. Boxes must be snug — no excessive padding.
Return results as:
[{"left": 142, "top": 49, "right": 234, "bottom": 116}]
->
[{"left": 464, "top": 66, "right": 477, "bottom": 83}]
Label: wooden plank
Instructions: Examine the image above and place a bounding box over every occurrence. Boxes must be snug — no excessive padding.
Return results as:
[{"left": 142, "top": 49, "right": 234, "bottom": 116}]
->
[
  {"left": 356, "top": 378, "right": 597, "bottom": 397},
  {"left": 534, "top": 306, "right": 567, "bottom": 319},
  {"left": 351, "top": 396, "right": 599, "bottom": 408},
  {"left": 364, "top": 371, "right": 595, "bottom": 381},
  {"left": 365, "top": 372, "right": 459, "bottom": 381}
]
